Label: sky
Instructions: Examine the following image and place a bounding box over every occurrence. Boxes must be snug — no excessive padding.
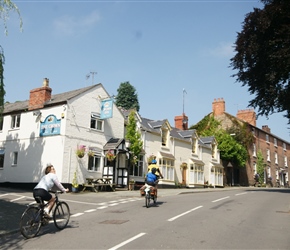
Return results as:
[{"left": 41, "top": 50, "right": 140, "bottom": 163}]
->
[{"left": 1, "top": 0, "right": 289, "bottom": 141}]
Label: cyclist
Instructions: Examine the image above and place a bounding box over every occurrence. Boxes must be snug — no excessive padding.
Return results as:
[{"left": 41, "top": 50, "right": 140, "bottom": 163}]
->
[
  {"left": 148, "top": 159, "right": 163, "bottom": 179},
  {"left": 33, "top": 164, "right": 69, "bottom": 216}
]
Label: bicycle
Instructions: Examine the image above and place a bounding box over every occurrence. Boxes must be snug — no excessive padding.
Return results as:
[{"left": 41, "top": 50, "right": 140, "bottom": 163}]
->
[
  {"left": 144, "top": 183, "right": 157, "bottom": 208},
  {"left": 20, "top": 190, "right": 70, "bottom": 239}
]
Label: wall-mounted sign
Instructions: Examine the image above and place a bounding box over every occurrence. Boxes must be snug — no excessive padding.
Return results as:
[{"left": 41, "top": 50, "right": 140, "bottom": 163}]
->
[
  {"left": 100, "top": 99, "right": 113, "bottom": 119},
  {"left": 40, "top": 115, "right": 61, "bottom": 137}
]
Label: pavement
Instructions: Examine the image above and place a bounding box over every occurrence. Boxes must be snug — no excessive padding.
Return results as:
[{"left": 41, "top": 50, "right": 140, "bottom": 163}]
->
[{"left": 0, "top": 186, "right": 246, "bottom": 238}]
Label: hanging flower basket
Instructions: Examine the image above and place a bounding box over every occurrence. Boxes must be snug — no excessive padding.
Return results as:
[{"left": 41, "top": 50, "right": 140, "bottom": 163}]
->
[
  {"left": 76, "top": 145, "right": 86, "bottom": 158},
  {"left": 106, "top": 149, "right": 116, "bottom": 162},
  {"left": 87, "top": 150, "right": 95, "bottom": 157}
]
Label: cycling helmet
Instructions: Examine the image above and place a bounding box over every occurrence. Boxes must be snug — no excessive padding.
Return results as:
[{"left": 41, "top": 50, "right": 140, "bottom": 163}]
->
[{"left": 151, "top": 159, "right": 157, "bottom": 164}]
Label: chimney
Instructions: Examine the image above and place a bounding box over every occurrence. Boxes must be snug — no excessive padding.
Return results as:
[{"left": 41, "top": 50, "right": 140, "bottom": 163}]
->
[
  {"left": 212, "top": 98, "right": 225, "bottom": 116},
  {"left": 236, "top": 109, "right": 256, "bottom": 126},
  {"left": 28, "top": 78, "right": 52, "bottom": 111},
  {"left": 262, "top": 125, "right": 271, "bottom": 134},
  {"left": 174, "top": 113, "right": 188, "bottom": 130}
]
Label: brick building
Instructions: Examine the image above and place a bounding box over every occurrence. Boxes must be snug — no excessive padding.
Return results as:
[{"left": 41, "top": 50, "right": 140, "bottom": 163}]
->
[{"left": 211, "top": 98, "right": 289, "bottom": 187}]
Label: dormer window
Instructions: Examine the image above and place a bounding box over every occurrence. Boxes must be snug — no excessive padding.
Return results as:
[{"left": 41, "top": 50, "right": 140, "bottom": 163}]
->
[
  {"left": 192, "top": 138, "right": 197, "bottom": 154},
  {"left": 161, "top": 128, "right": 168, "bottom": 146},
  {"left": 212, "top": 143, "right": 216, "bottom": 158}
]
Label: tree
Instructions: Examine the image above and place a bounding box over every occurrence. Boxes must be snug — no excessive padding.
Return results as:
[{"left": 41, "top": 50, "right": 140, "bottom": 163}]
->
[
  {"left": 125, "top": 110, "right": 143, "bottom": 164},
  {"left": 0, "top": 0, "right": 22, "bottom": 115},
  {"left": 115, "top": 81, "right": 140, "bottom": 112},
  {"left": 191, "top": 115, "right": 248, "bottom": 167},
  {"left": 230, "top": 0, "right": 290, "bottom": 123}
]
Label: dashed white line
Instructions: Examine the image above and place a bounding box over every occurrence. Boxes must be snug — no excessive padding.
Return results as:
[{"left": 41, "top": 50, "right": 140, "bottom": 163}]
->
[
  {"left": 108, "top": 232, "right": 146, "bottom": 250},
  {"left": 11, "top": 196, "right": 26, "bottom": 202},
  {"left": 71, "top": 213, "right": 84, "bottom": 217},
  {"left": 212, "top": 196, "right": 230, "bottom": 203},
  {"left": 167, "top": 206, "right": 203, "bottom": 222},
  {"left": 85, "top": 209, "right": 96, "bottom": 213},
  {"left": 235, "top": 192, "right": 248, "bottom": 196}
]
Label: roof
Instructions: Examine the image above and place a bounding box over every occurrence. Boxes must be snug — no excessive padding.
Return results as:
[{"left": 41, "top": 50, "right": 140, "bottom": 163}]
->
[
  {"left": 3, "top": 84, "right": 101, "bottom": 114},
  {"left": 103, "top": 138, "right": 124, "bottom": 150}
]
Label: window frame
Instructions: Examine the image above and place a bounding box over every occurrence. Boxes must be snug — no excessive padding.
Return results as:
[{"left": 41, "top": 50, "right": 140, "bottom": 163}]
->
[
  {"left": 88, "top": 154, "right": 101, "bottom": 172},
  {"left": 11, "top": 114, "right": 21, "bottom": 129}
]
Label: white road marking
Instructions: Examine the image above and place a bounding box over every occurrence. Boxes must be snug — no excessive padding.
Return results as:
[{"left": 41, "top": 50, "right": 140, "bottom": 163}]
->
[
  {"left": 0, "top": 193, "right": 8, "bottom": 197},
  {"left": 85, "top": 209, "right": 96, "bottom": 213},
  {"left": 108, "top": 232, "right": 146, "bottom": 250},
  {"left": 97, "top": 206, "right": 108, "bottom": 209},
  {"left": 71, "top": 213, "right": 84, "bottom": 217},
  {"left": 11, "top": 196, "right": 26, "bottom": 202},
  {"left": 235, "top": 192, "right": 248, "bottom": 196},
  {"left": 212, "top": 196, "right": 230, "bottom": 203},
  {"left": 167, "top": 206, "right": 203, "bottom": 222}
]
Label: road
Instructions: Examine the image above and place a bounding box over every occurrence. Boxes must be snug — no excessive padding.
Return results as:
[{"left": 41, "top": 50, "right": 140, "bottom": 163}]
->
[{"left": 0, "top": 188, "right": 290, "bottom": 249}]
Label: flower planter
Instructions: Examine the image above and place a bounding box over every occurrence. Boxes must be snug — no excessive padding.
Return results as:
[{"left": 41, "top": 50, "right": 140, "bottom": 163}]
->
[{"left": 72, "top": 187, "right": 79, "bottom": 193}]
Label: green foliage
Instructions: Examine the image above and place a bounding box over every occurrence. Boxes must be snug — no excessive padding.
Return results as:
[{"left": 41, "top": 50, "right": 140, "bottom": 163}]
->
[
  {"left": 115, "top": 81, "right": 140, "bottom": 112},
  {"left": 256, "top": 150, "right": 266, "bottom": 184},
  {"left": 230, "top": 0, "right": 290, "bottom": 123},
  {"left": 191, "top": 116, "right": 248, "bottom": 167},
  {"left": 125, "top": 110, "right": 143, "bottom": 163},
  {"left": 71, "top": 171, "right": 79, "bottom": 188}
]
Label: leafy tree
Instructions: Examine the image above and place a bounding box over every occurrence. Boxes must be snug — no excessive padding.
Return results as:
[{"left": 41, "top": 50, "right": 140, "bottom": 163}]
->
[
  {"left": 230, "top": 0, "right": 290, "bottom": 123},
  {"left": 191, "top": 116, "right": 248, "bottom": 167},
  {"left": 115, "top": 81, "right": 140, "bottom": 112},
  {"left": 125, "top": 110, "right": 143, "bottom": 164},
  {"left": 256, "top": 150, "right": 266, "bottom": 184},
  {"left": 0, "top": 0, "right": 22, "bottom": 116}
]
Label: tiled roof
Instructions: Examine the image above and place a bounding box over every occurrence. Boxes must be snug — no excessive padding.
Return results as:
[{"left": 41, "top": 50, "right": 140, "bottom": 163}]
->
[{"left": 3, "top": 84, "right": 100, "bottom": 114}]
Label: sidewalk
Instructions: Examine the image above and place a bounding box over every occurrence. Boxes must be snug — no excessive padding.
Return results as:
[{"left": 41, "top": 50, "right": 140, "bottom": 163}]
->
[{"left": 0, "top": 186, "right": 244, "bottom": 237}]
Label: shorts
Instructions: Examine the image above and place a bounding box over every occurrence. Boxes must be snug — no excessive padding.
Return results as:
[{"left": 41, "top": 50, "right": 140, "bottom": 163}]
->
[{"left": 33, "top": 188, "right": 52, "bottom": 203}]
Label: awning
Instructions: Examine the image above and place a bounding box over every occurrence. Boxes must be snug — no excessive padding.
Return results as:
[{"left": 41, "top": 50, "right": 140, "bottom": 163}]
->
[
  {"left": 159, "top": 151, "right": 175, "bottom": 160},
  {"left": 103, "top": 138, "right": 124, "bottom": 151},
  {"left": 190, "top": 158, "right": 204, "bottom": 165}
]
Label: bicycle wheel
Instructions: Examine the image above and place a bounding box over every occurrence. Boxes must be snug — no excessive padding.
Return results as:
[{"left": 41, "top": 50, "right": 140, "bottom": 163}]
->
[
  {"left": 53, "top": 201, "right": 70, "bottom": 230},
  {"left": 20, "top": 206, "right": 42, "bottom": 239},
  {"left": 145, "top": 193, "right": 150, "bottom": 208}
]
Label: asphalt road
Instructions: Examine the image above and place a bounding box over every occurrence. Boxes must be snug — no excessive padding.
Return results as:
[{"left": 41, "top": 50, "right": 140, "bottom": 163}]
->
[{"left": 1, "top": 187, "right": 290, "bottom": 249}]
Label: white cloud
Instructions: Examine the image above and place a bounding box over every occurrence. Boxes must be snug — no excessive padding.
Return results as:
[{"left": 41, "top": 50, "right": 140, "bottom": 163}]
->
[{"left": 53, "top": 10, "right": 101, "bottom": 36}]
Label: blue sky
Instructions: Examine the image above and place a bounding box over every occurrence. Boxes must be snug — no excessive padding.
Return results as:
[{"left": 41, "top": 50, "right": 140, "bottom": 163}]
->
[{"left": 1, "top": 0, "right": 289, "bottom": 141}]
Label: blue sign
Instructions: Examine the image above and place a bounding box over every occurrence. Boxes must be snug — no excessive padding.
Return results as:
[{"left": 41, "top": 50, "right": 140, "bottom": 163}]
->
[
  {"left": 40, "top": 115, "right": 61, "bottom": 137},
  {"left": 100, "top": 99, "right": 113, "bottom": 119}
]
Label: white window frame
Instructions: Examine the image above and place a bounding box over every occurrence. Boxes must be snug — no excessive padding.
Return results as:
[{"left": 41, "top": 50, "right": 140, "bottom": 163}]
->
[
  {"left": 159, "top": 158, "right": 174, "bottom": 181},
  {"left": 284, "top": 156, "right": 288, "bottom": 167},
  {"left": 253, "top": 143, "right": 256, "bottom": 157},
  {"left": 283, "top": 143, "right": 286, "bottom": 151},
  {"left": 11, "top": 114, "right": 21, "bottom": 129},
  {"left": 90, "top": 113, "right": 103, "bottom": 132},
  {"left": 275, "top": 152, "right": 278, "bottom": 164},
  {"left": 274, "top": 138, "right": 277, "bottom": 147},
  {"left": 12, "top": 152, "right": 18, "bottom": 166},
  {"left": 266, "top": 134, "right": 269, "bottom": 143},
  {"left": 267, "top": 149, "right": 270, "bottom": 162},
  {"left": 88, "top": 154, "right": 101, "bottom": 172}
]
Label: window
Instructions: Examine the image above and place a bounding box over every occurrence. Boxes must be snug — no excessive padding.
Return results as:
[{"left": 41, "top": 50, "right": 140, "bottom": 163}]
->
[
  {"left": 214, "top": 168, "right": 223, "bottom": 186},
  {"left": 267, "top": 149, "right": 270, "bottom": 162},
  {"left": 283, "top": 143, "right": 286, "bottom": 151},
  {"left": 275, "top": 152, "right": 278, "bottom": 164},
  {"left": 130, "top": 155, "right": 144, "bottom": 177},
  {"left": 274, "top": 138, "right": 277, "bottom": 147},
  {"left": 159, "top": 158, "right": 174, "bottom": 181},
  {"left": 0, "top": 148, "right": 4, "bottom": 169},
  {"left": 192, "top": 164, "right": 204, "bottom": 184},
  {"left": 88, "top": 154, "right": 101, "bottom": 172},
  {"left": 284, "top": 156, "right": 288, "bottom": 167},
  {"left": 90, "top": 116, "right": 103, "bottom": 131},
  {"left": 11, "top": 114, "right": 20, "bottom": 129},
  {"left": 253, "top": 162, "right": 257, "bottom": 174},
  {"left": 192, "top": 138, "right": 197, "bottom": 154},
  {"left": 12, "top": 152, "right": 18, "bottom": 165},
  {"left": 266, "top": 134, "right": 269, "bottom": 143},
  {"left": 161, "top": 129, "right": 168, "bottom": 146},
  {"left": 0, "top": 117, "right": 3, "bottom": 131},
  {"left": 253, "top": 143, "right": 256, "bottom": 157},
  {"left": 252, "top": 128, "right": 255, "bottom": 136}
]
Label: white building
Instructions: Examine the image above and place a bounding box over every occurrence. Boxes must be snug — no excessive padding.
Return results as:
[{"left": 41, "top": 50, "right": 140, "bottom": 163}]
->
[
  {"left": 0, "top": 79, "right": 127, "bottom": 188},
  {"left": 0, "top": 80, "right": 223, "bottom": 189}
]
